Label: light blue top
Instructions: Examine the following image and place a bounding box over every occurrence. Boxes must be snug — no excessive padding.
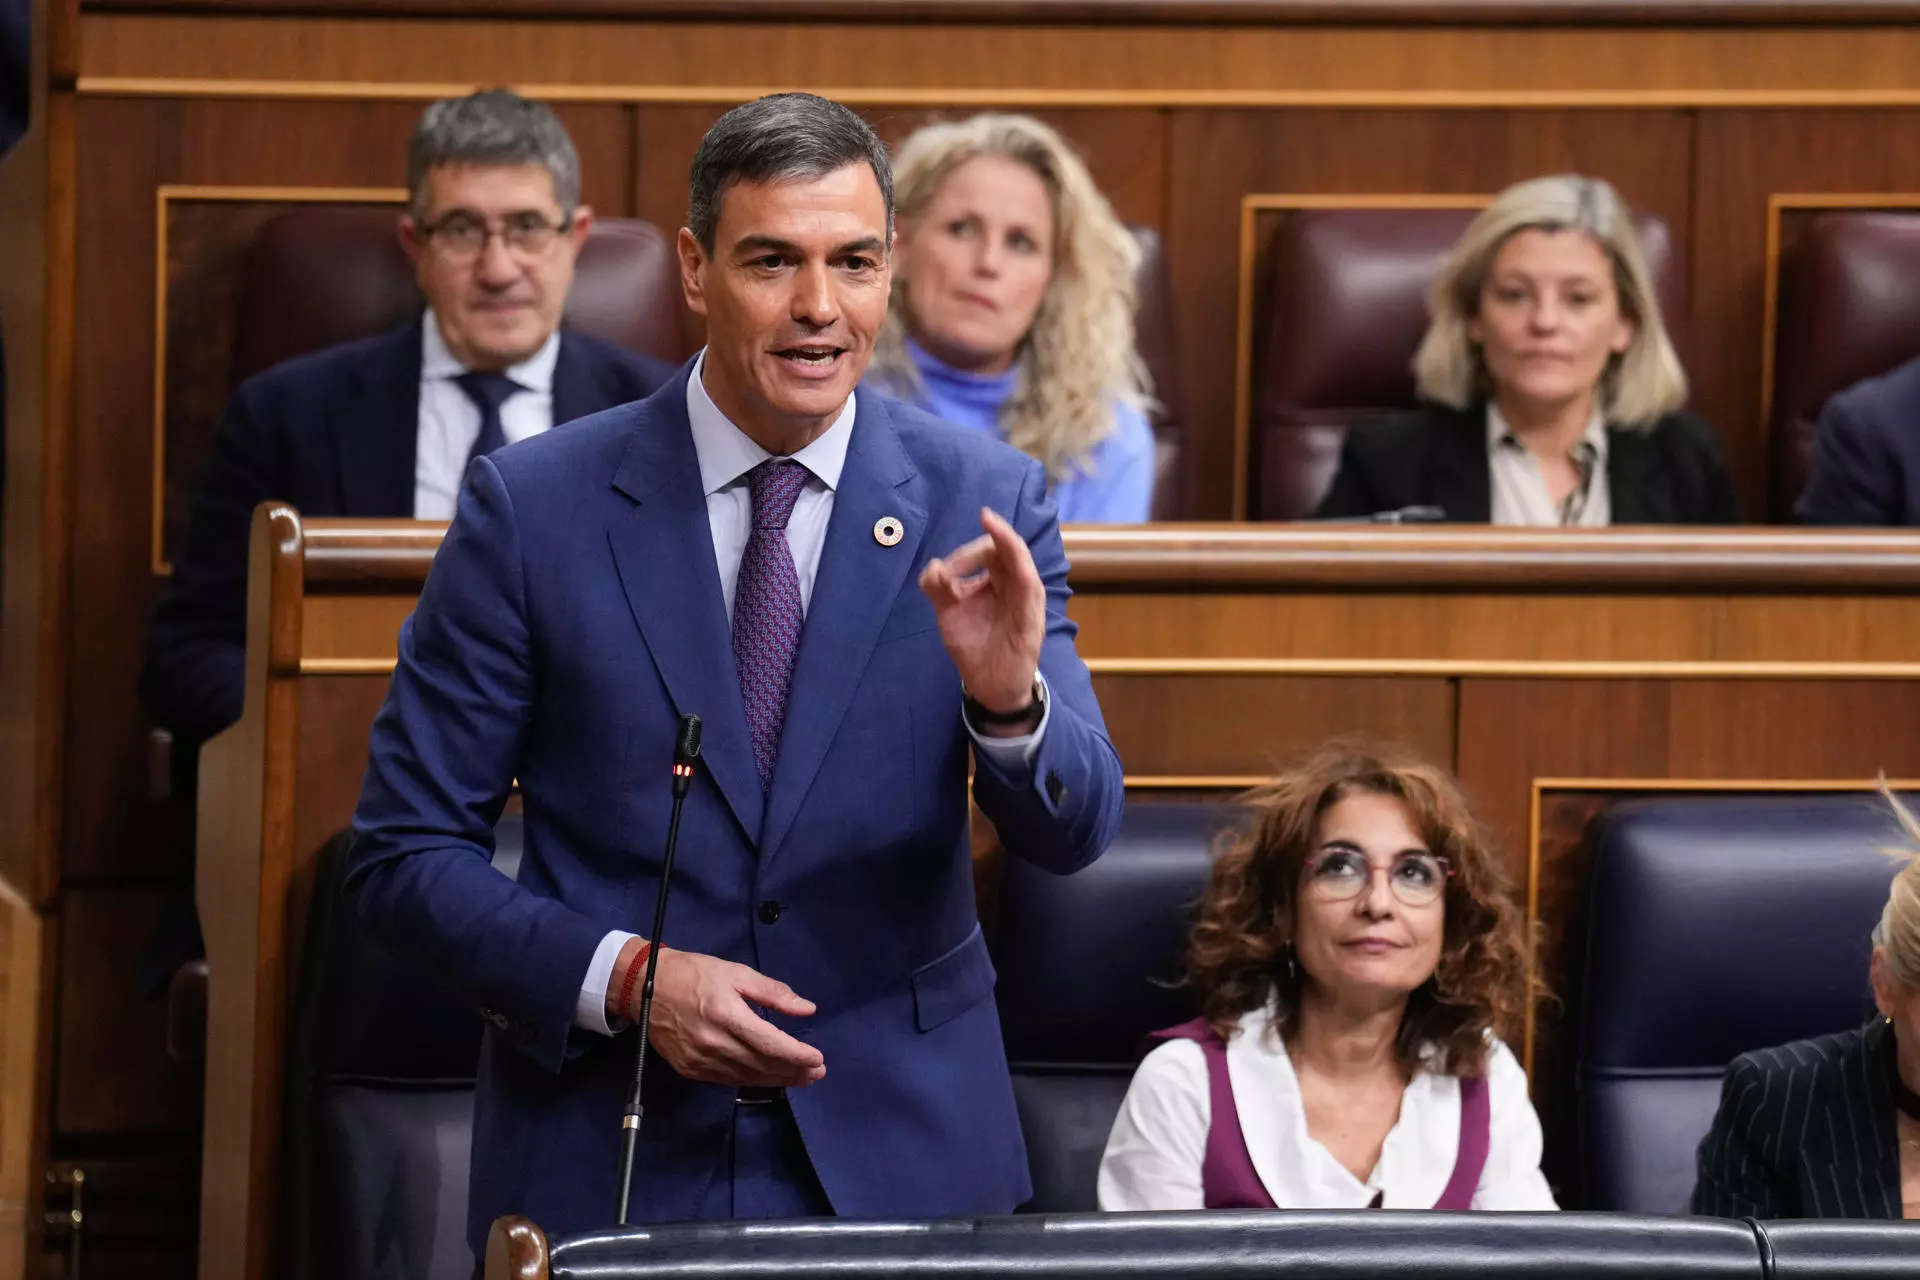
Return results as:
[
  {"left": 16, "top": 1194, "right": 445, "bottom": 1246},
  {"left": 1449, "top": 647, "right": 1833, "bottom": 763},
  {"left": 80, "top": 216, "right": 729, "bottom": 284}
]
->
[{"left": 873, "top": 337, "right": 1157, "bottom": 523}]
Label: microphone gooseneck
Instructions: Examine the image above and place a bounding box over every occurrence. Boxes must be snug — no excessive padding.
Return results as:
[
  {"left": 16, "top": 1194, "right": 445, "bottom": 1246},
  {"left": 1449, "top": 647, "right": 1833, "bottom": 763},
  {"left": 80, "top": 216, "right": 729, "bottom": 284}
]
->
[{"left": 613, "top": 712, "right": 703, "bottom": 1226}]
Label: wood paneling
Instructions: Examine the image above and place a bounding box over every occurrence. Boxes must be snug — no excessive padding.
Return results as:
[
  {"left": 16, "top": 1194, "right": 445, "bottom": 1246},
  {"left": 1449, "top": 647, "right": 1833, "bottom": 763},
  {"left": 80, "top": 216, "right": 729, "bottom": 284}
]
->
[
  {"left": 1692, "top": 109, "right": 1920, "bottom": 518},
  {"left": 53, "top": 889, "right": 202, "bottom": 1135},
  {"left": 1167, "top": 108, "right": 1692, "bottom": 515},
  {"left": 1095, "top": 674, "right": 1456, "bottom": 776}
]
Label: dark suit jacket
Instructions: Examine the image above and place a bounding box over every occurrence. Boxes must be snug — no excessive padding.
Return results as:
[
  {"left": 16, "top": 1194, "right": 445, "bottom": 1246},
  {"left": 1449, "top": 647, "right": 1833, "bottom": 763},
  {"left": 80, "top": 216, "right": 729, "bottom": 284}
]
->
[
  {"left": 1797, "top": 354, "right": 1920, "bottom": 526},
  {"left": 140, "top": 315, "right": 670, "bottom": 746},
  {"left": 1691, "top": 1019, "right": 1904, "bottom": 1219},
  {"left": 346, "top": 366, "right": 1125, "bottom": 1246},
  {"left": 1312, "top": 401, "right": 1739, "bottom": 525}
]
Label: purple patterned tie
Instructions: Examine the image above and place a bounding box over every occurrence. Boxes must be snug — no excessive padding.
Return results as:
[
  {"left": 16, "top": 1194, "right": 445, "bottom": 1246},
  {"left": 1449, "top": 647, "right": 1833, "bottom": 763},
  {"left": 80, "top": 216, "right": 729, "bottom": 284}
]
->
[{"left": 733, "top": 460, "right": 810, "bottom": 791}]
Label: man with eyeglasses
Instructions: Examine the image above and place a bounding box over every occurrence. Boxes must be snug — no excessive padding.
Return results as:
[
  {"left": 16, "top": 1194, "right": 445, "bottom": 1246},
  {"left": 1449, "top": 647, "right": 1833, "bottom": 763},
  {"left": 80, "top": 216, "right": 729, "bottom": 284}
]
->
[{"left": 142, "top": 89, "right": 671, "bottom": 751}]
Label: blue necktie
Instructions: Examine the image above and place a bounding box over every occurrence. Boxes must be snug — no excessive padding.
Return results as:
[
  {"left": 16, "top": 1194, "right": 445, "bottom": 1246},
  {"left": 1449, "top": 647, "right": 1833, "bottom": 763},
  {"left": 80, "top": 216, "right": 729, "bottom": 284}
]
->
[{"left": 454, "top": 371, "right": 527, "bottom": 467}]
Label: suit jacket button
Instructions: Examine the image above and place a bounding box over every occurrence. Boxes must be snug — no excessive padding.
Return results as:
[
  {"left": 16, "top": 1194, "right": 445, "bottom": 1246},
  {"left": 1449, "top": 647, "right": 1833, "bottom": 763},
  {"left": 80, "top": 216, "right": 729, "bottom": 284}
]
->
[{"left": 758, "top": 899, "right": 782, "bottom": 925}]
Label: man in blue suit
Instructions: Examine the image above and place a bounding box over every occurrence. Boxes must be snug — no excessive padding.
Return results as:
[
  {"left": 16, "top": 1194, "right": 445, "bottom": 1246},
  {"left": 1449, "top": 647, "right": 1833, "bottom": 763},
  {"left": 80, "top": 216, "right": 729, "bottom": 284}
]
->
[
  {"left": 347, "top": 93, "right": 1125, "bottom": 1253},
  {"left": 142, "top": 89, "right": 670, "bottom": 748},
  {"left": 1797, "top": 353, "right": 1920, "bottom": 525}
]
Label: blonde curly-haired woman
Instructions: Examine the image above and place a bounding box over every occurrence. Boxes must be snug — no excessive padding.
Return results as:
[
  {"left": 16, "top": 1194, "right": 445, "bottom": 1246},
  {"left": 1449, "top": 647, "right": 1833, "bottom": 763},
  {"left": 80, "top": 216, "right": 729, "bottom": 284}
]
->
[{"left": 867, "top": 114, "right": 1155, "bottom": 523}]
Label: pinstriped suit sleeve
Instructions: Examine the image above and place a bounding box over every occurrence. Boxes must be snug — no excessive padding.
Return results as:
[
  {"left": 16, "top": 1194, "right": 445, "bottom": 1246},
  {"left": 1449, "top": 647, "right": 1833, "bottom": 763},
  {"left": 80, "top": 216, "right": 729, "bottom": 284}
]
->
[{"left": 1692, "top": 1053, "right": 1786, "bottom": 1218}]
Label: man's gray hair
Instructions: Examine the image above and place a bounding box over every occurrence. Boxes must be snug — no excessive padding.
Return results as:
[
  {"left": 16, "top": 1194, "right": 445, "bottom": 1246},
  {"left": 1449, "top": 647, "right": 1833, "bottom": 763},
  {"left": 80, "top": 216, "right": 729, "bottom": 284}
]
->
[
  {"left": 688, "top": 93, "right": 893, "bottom": 252},
  {"left": 406, "top": 89, "right": 581, "bottom": 219}
]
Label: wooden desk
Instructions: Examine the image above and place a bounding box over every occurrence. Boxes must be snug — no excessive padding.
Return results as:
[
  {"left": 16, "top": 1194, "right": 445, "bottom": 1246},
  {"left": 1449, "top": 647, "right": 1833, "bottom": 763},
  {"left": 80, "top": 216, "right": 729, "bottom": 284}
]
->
[{"left": 198, "top": 513, "right": 1920, "bottom": 1280}]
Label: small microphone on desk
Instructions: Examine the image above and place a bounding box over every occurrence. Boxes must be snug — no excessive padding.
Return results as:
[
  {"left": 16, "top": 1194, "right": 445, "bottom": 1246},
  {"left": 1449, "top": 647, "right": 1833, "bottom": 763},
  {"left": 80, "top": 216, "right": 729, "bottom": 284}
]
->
[
  {"left": 613, "top": 712, "right": 702, "bottom": 1227},
  {"left": 1295, "top": 505, "right": 1448, "bottom": 526}
]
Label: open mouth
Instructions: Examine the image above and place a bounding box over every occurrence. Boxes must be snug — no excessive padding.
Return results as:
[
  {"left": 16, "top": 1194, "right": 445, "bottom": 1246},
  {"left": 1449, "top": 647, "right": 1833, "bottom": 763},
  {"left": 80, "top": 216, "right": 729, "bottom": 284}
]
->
[{"left": 775, "top": 345, "right": 845, "bottom": 372}]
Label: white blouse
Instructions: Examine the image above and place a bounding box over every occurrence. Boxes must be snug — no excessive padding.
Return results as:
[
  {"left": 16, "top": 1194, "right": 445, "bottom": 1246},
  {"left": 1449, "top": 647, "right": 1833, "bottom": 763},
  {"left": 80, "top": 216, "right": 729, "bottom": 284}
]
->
[{"left": 1097, "top": 1005, "right": 1558, "bottom": 1212}]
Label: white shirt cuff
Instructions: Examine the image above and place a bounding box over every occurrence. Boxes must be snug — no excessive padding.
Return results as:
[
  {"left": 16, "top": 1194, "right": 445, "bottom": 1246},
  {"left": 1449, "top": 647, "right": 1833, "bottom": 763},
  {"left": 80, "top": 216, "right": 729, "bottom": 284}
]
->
[
  {"left": 966, "top": 672, "right": 1051, "bottom": 771},
  {"left": 575, "top": 929, "right": 641, "bottom": 1036}
]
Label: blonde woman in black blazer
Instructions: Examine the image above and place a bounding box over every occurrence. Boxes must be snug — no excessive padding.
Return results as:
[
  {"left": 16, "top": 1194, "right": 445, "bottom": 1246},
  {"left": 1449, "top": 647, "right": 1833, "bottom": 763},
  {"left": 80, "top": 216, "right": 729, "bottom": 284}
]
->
[{"left": 1315, "top": 175, "right": 1736, "bottom": 527}]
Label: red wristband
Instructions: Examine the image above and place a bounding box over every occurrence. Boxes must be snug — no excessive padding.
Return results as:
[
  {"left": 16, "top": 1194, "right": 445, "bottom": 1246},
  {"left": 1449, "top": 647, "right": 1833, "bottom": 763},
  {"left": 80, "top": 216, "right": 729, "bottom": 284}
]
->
[{"left": 614, "top": 940, "right": 654, "bottom": 1021}]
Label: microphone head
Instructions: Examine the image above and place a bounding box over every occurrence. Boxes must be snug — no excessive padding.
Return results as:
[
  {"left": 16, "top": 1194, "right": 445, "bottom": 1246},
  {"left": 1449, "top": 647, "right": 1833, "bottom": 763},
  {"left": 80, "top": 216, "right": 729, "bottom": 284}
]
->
[{"left": 674, "top": 714, "right": 704, "bottom": 767}]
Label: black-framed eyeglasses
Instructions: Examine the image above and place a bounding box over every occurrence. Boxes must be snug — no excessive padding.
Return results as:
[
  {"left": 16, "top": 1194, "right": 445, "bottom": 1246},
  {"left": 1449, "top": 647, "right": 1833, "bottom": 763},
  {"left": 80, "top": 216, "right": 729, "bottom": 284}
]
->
[
  {"left": 1303, "top": 847, "right": 1452, "bottom": 907},
  {"left": 421, "top": 210, "right": 573, "bottom": 261}
]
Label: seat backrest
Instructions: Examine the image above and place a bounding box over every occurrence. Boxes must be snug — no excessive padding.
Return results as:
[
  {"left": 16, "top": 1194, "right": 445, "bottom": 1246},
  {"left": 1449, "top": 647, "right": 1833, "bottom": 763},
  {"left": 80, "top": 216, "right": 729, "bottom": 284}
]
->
[
  {"left": 541, "top": 1210, "right": 1765, "bottom": 1279},
  {"left": 230, "top": 206, "right": 687, "bottom": 390},
  {"left": 282, "top": 815, "right": 524, "bottom": 1280},
  {"left": 990, "top": 802, "right": 1237, "bottom": 1211},
  {"left": 1578, "top": 794, "right": 1904, "bottom": 1213},
  {"left": 1770, "top": 212, "right": 1920, "bottom": 520},
  {"left": 1251, "top": 208, "right": 1680, "bottom": 520},
  {"left": 1130, "top": 226, "right": 1186, "bottom": 520}
]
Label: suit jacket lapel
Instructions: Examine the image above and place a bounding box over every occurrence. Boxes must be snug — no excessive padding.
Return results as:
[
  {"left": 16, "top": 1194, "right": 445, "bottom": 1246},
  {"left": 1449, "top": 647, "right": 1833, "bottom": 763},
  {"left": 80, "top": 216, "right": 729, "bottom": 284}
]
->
[
  {"left": 336, "top": 315, "right": 424, "bottom": 517},
  {"left": 759, "top": 391, "right": 927, "bottom": 865},
  {"left": 607, "top": 365, "right": 763, "bottom": 842},
  {"left": 1427, "top": 404, "right": 1492, "bottom": 523}
]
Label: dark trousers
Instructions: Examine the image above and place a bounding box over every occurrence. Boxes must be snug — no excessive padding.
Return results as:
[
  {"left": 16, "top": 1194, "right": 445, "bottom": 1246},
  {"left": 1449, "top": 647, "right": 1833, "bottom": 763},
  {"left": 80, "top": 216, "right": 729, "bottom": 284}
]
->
[{"left": 471, "top": 1093, "right": 830, "bottom": 1278}]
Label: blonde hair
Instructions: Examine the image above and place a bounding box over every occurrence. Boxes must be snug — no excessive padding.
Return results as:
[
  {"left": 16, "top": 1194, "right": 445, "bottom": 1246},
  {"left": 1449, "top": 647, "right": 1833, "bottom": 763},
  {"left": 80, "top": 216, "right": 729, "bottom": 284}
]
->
[
  {"left": 872, "top": 114, "right": 1149, "bottom": 480},
  {"left": 1873, "top": 782, "right": 1920, "bottom": 988},
  {"left": 1411, "top": 174, "right": 1688, "bottom": 429}
]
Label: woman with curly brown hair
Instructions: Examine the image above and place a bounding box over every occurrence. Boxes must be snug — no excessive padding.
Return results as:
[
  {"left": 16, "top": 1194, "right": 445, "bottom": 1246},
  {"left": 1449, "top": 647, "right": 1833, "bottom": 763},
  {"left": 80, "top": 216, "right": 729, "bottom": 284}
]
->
[{"left": 1098, "top": 742, "right": 1554, "bottom": 1211}]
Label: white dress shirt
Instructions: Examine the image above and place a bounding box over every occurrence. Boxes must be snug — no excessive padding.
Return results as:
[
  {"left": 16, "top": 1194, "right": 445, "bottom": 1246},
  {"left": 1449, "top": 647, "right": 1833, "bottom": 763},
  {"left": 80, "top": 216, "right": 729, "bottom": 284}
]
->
[
  {"left": 414, "top": 309, "right": 560, "bottom": 520},
  {"left": 1486, "top": 403, "right": 1611, "bottom": 528},
  {"left": 572, "top": 351, "right": 1049, "bottom": 1034},
  {"left": 1097, "top": 1003, "right": 1558, "bottom": 1211}
]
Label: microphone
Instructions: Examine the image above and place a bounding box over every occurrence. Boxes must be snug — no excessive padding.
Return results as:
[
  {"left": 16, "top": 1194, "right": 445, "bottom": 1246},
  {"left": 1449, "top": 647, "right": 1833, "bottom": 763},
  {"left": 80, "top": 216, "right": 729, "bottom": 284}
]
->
[
  {"left": 1294, "top": 504, "right": 1447, "bottom": 526},
  {"left": 613, "top": 712, "right": 703, "bottom": 1226}
]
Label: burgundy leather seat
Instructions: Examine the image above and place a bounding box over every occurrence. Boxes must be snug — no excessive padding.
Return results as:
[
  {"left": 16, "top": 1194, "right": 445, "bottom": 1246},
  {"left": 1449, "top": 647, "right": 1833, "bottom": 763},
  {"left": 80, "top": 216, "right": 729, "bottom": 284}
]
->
[
  {"left": 230, "top": 205, "right": 688, "bottom": 390},
  {"left": 1769, "top": 212, "right": 1920, "bottom": 521},
  {"left": 1250, "top": 208, "right": 1681, "bottom": 520}
]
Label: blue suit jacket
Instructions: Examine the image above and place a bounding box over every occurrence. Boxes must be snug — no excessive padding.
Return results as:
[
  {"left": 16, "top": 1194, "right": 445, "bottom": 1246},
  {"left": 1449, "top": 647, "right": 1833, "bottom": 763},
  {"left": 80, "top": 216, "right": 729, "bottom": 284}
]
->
[
  {"left": 140, "top": 315, "right": 671, "bottom": 745},
  {"left": 346, "top": 364, "right": 1125, "bottom": 1249},
  {"left": 1796, "top": 353, "right": 1920, "bottom": 526}
]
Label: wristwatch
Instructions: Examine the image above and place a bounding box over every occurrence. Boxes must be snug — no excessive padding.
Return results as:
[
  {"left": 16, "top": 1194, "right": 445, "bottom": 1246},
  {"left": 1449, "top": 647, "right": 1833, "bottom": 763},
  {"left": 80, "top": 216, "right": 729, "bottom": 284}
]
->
[{"left": 963, "top": 675, "right": 1047, "bottom": 729}]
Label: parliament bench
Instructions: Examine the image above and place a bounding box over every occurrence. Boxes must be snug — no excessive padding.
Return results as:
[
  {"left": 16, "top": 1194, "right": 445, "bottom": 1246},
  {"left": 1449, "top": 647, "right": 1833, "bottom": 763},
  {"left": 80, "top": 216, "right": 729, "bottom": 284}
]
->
[{"left": 481, "top": 1211, "right": 1917, "bottom": 1280}]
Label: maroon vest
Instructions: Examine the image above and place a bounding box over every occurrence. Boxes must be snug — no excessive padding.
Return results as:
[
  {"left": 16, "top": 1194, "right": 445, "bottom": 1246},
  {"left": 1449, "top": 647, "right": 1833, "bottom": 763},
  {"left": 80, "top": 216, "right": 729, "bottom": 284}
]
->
[{"left": 1150, "top": 1017, "right": 1490, "bottom": 1211}]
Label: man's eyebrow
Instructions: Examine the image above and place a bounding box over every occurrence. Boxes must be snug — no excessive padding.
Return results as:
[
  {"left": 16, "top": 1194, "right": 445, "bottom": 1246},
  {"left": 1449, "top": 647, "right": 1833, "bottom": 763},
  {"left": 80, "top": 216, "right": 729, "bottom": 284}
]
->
[
  {"left": 730, "top": 234, "right": 801, "bottom": 258},
  {"left": 727, "top": 234, "right": 887, "bottom": 258}
]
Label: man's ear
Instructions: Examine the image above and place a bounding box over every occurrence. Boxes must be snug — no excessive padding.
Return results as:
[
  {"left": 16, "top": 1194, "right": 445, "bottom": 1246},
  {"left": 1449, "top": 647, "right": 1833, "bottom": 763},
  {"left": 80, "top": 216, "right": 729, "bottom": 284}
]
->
[
  {"left": 678, "top": 226, "right": 709, "bottom": 319},
  {"left": 568, "top": 205, "right": 595, "bottom": 252}
]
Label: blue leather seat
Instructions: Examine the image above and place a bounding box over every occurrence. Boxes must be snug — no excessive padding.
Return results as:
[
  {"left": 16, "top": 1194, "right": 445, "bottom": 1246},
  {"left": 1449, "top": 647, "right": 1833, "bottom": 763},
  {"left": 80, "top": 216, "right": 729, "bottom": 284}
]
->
[
  {"left": 990, "top": 802, "right": 1241, "bottom": 1212},
  {"left": 1577, "top": 794, "right": 1905, "bottom": 1212}
]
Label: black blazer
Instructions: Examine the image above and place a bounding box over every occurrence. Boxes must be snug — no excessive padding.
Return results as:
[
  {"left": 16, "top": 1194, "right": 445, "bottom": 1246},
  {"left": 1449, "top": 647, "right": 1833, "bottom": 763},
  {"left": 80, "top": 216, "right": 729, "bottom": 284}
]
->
[
  {"left": 1691, "top": 1019, "right": 1904, "bottom": 1219},
  {"left": 140, "top": 314, "right": 671, "bottom": 746},
  {"left": 1312, "top": 401, "right": 1739, "bottom": 525}
]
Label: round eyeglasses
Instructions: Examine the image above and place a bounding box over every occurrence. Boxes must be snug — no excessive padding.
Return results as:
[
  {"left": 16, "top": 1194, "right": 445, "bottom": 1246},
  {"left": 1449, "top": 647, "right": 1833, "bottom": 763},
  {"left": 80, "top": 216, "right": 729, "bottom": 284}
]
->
[{"left": 1304, "top": 847, "right": 1452, "bottom": 907}]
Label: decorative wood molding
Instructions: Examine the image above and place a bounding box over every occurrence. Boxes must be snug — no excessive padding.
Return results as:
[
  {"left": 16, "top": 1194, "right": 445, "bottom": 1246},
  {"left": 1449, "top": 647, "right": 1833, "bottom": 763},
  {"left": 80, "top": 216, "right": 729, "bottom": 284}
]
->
[
  {"left": 1230, "top": 194, "right": 1491, "bottom": 519},
  {"left": 150, "top": 184, "right": 409, "bottom": 576},
  {"left": 76, "top": 0, "right": 1920, "bottom": 27},
  {"left": 80, "top": 79, "right": 1920, "bottom": 109}
]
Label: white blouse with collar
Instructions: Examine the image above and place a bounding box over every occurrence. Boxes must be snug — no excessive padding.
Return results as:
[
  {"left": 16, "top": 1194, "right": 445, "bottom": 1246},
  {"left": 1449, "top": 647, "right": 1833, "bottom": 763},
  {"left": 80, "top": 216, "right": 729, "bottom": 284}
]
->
[{"left": 1096, "top": 1005, "right": 1558, "bottom": 1212}]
